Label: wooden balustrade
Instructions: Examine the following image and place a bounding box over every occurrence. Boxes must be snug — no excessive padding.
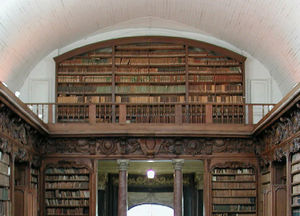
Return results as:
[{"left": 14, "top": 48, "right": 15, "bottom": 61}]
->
[{"left": 26, "top": 103, "right": 275, "bottom": 125}]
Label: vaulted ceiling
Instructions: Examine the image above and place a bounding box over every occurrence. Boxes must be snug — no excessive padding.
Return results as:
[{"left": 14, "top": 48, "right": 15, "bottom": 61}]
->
[{"left": 0, "top": 0, "right": 299, "bottom": 94}]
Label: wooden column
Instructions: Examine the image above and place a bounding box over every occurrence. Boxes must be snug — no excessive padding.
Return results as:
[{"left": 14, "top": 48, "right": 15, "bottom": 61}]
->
[
  {"left": 117, "top": 160, "right": 129, "bottom": 216},
  {"left": 48, "top": 104, "right": 53, "bottom": 124},
  {"left": 10, "top": 152, "right": 15, "bottom": 216},
  {"left": 119, "top": 104, "right": 127, "bottom": 124},
  {"left": 173, "top": 159, "right": 184, "bottom": 216},
  {"left": 286, "top": 151, "right": 292, "bottom": 216},
  {"left": 248, "top": 104, "right": 253, "bottom": 125},
  {"left": 205, "top": 104, "right": 213, "bottom": 124},
  {"left": 203, "top": 159, "right": 211, "bottom": 216},
  {"left": 89, "top": 104, "right": 96, "bottom": 124},
  {"left": 270, "top": 162, "right": 275, "bottom": 216},
  {"left": 175, "top": 104, "right": 183, "bottom": 124}
]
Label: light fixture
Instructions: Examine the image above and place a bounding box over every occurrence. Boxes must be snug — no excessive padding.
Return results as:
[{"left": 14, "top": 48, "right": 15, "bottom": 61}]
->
[
  {"left": 15, "top": 91, "right": 20, "bottom": 97},
  {"left": 147, "top": 169, "right": 155, "bottom": 179}
]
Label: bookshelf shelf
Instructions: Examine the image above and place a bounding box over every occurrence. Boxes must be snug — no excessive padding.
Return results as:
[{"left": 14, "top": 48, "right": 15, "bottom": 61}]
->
[
  {"left": 211, "top": 165, "right": 257, "bottom": 216},
  {"left": 44, "top": 165, "right": 91, "bottom": 216},
  {"left": 0, "top": 150, "right": 10, "bottom": 216},
  {"left": 292, "top": 152, "right": 300, "bottom": 215}
]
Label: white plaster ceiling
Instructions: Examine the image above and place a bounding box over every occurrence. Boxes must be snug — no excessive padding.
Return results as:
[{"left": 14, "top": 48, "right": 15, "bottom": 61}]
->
[{"left": 0, "top": 0, "right": 299, "bottom": 94}]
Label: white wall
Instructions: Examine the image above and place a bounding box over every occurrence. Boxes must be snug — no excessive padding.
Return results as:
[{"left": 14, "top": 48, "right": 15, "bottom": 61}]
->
[{"left": 19, "top": 28, "right": 282, "bottom": 104}]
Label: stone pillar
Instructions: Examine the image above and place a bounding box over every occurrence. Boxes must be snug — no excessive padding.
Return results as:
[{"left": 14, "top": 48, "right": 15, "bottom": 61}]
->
[
  {"left": 173, "top": 159, "right": 184, "bottom": 216},
  {"left": 117, "top": 160, "right": 129, "bottom": 216}
]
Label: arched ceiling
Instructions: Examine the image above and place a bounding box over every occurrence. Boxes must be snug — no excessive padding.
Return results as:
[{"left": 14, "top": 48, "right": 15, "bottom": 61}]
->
[{"left": 0, "top": 0, "right": 299, "bottom": 95}]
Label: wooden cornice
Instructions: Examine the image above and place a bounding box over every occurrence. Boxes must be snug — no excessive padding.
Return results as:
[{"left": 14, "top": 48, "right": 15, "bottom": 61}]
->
[{"left": 0, "top": 82, "right": 48, "bottom": 135}]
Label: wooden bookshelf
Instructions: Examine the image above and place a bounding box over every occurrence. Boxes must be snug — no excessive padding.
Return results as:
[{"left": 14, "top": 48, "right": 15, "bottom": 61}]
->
[
  {"left": 55, "top": 37, "right": 245, "bottom": 108},
  {"left": 31, "top": 165, "right": 39, "bottom": 190},
  {"left": 0, "top": 150, "right": 10, "bottom": 216},
  {"left": 292, "top": 152, "right": 300, "bottom": 216},
  {"left": 44, "top": 165, "right": 90, "bottom": 216},
  {"left": 211, "top": 166, "right": 257, "bottom": 216}
]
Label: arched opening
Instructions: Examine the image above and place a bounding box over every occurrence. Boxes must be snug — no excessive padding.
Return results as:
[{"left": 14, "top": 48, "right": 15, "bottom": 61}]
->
[{"left": 128, "top": 204, "right": 173, "bottom": 216}]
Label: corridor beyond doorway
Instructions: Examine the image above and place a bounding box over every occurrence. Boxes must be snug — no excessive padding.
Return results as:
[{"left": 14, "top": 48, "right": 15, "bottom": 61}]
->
[{"left": 128, "top": 204, "right": 173, "bottom": 216}]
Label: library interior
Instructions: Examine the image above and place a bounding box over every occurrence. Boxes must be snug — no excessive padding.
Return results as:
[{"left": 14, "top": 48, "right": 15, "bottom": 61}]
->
[{"left": 0, "top": 1, "right": 300, "bottom": 216}]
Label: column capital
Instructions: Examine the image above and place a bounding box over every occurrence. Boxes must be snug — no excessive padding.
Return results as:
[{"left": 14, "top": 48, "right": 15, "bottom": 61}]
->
[
  {"left": 117, "top": 159, "right": 130, "bottom": 171},
  {"left": 172, "top": 159, "right": 184, "bottom": 170}
]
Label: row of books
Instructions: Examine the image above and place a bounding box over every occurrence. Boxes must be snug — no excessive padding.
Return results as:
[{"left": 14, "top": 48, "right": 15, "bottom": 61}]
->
[
  {"left": 189, "top": 84, "right": 242, "bottom": 93},
  {"left": 189, "top": 74, "right": 242, "bottom": 82},
  {"left": 58, "top": 96, "right": 112, "bottom": 103},
  {"left": 115, "top": 85, "right": 186, "bottom": 94},
  {"left": 0, "top": 188, "right": 9, "bottom": 201},
  {"left": 293, "top": 153, "right": 300, "bottom": 162},
  {"left": 294, "top": 196, "right": 300, "bottom": 205},
  {"left": 189, "top": 66, "right": 241, "bottom": 74},
  {"left": 46, "top": 207, "right": 88, "bottom": 214},
  {"left": 45, "top": 175, "right": 89, "bottom": 181},
  {"left": 57, "top": 86, "right": 112, "bottom": 94},
  {"left": 0, "top": 174, "right": 9, "bottom": 187},
  {"left": 213, "top": 204, "right": 255, "bottom": 211},
  {"left": 0, "top": 201, "right": 10, "bottom": 216},
  {"left": 60, "top": 58, "right": 112, "bottom": 66},
  {"left": 45, "top": 199, "right": 89, "bottom": 206},
  {"left": 31, "top": 168, "right": 38, "bottom": 176},
  {"left": 293, "top": 208, "right": 300, "bottom": 216},
  {"left": 292, "top": 163, "right": 300, "bottom": 173},
  {"left": 213, "top": 197, "right": 255, "bottom": 205},
  {"left": 116, "top": 95, "right": 185, "bottom": 103},
  {"left": 115, "top": 75, "right": 185, "bottom": 83},
  {"left": 294, "top": 173, "right": 300, "bottom": 182},
  {"left": 213, "top": 168, "right": 254, "bottom": 174},
  {"left": 293, "top": 184, "right": 300, "bottom": 194},
  {"left": 45, "top": 182, "right": 89, "bottom": 189},
  {"left": 212, "top": 189, "right": 256, "bottom": 197},
  {"left": 31, "top": 176, "right": 38, "bottom": 184},
  {"left": 115, "top": 67, "right": 185, "bottom": 73},
  {"left": 45, "top": 190, "right": 90, "bottom": 199},
  {"left": 58, "top": 66, "right": 112, "bottom": 74},
  {"left": 0, "top": 163, "right": 9, "bottom": 176},
  {"left": 115, "top": 57, "right": 185, "bottom": 65},
  {"left": 212, "top": 182, "right": 256, "bottom": 189},
  {"left": 58, "top": 76, "right": 112, "bottom": 83},
  {"left": 45, "top": 168, "right": 89, "bottom": 174},
  {"left": 188, "top": 58, "right": 239, "bottom": 66},
  {"left": 0, "top": 152, "right": 9, "bottom": 165},
  {"left": 212, "top": 175, "right": 255, "bottom": 182}
]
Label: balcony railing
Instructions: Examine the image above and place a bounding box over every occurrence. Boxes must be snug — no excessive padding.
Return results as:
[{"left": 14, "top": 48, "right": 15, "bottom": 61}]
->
[{"left": 26, "top": 103, "right": 275, "bottom": 125}]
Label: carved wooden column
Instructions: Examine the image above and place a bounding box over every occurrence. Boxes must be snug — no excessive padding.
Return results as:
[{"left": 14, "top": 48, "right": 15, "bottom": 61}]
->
[
  {"left": 286, "top": 151, "right": 291, "bottom": 216},
  {"left": 173, "top": 159, "right": 184, "bottom": 216},
  {"left": 118, "top": 159, "right": 129, "bottom": 216},
  {"left": 203, "top": 159, "right": 211, "bottom": 216}
]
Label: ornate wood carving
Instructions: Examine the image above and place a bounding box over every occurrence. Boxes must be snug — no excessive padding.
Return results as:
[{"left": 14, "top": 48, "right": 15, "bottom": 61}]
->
[
  {"left": 0, "top": 103, "right": 42, "bottom": 160},
  {"left": 258, "top": 102, "right": 300, "bottom": 163},
  {"left": 44, "top": 137, "right": 256, "bottom": 157}
]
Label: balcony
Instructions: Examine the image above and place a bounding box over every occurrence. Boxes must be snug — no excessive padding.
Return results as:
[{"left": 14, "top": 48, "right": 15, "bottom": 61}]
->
[{"left": 25, "top": 103, "right": 274, "bottom": 137}]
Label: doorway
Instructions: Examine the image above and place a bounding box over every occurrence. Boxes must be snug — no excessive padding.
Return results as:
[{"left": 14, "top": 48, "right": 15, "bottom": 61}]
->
[{"left": 97, "top": 160, "right": 204, "bottom": 216}]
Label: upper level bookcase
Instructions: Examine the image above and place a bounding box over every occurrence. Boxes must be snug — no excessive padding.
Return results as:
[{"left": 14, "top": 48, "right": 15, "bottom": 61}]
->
[{"left": 55, "top": 36, "right": 246, "bottom": 105}]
